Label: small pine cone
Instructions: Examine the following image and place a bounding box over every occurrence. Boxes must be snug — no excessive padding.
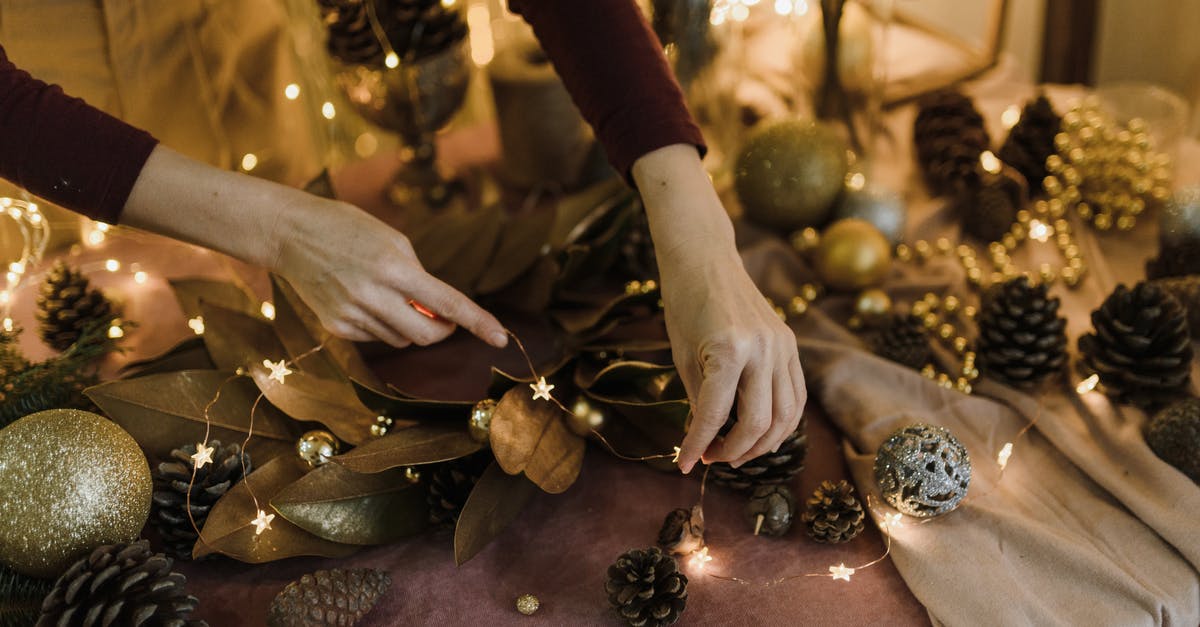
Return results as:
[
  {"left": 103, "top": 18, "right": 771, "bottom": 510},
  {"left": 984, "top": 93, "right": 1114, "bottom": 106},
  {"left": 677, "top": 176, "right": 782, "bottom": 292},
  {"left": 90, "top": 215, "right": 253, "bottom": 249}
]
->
[
  {"left": 604, "top": 548, "right": 687, "bottom": 627},
  {"left": 977, "top": 276, "right": 1068, "bottom": 387},
  {"left": 152, "top": 441, "right": 251, "bottom": 559},
  {"left": 745, "top": 484, "right": 795, "bottom": 536},
  {"left": 35, "top": 261, "right": 115, "bottom": 351},
  {"left": 954, "top": 167, "right": 1025, "bottom": 242},
  {"left": 801, "top": 480, "right": 865, "bottom": 544},
  {"left": 37, "top": 540, "right": 205, "bottom": 627},
  {"left": 998, "top": 95, "right": 1062, "bottom": 189},
  {"left": 913, "top": 90, "right": 990, "bottom": 195},
  {"left": 1079, "top": 282, "right": 1193, "bottom": 409},
  {"left": 426, "top": 451, "right": 492, "bottom": 526},
  {"left": 378, "top": 0, "right": 468, "bottom": 62},
  {"left": 267, "top": 569, "right": 391, "bottom": 627},
  {"left": 1151, "top": 275, "right": 1200, "bottom": 338},
  {"left": 710, "top": 418, "right": 807, "bottom": 491},
  {"left": 1145, "top": 398, "right": 1200, "bottom": 483},
  {"left": 657, "top": 506, "right": 704, "bottom": 556},
  {"left": 870, "top": 313, "right": 932, "bottom": 370},
  {"left": 324, "top": 1, "right": 384, "bottom": 66},
  {"left": 1147, "top": 241, "right": 1200, "bottom": 280}
]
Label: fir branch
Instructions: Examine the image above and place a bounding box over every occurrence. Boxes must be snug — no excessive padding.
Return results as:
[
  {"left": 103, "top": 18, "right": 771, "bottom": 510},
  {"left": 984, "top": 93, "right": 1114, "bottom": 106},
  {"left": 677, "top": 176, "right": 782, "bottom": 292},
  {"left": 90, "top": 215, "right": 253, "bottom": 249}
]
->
[{"left": 0, "top": 565, "right": 51, "bottom": 627}]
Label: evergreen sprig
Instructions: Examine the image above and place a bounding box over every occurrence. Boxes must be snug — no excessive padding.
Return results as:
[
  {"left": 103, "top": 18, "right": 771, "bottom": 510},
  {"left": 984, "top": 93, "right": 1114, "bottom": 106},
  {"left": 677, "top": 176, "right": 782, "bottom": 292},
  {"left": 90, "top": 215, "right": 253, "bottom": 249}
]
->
[{"left": 0, "top": 565, "right": 51, "bottom": 627}]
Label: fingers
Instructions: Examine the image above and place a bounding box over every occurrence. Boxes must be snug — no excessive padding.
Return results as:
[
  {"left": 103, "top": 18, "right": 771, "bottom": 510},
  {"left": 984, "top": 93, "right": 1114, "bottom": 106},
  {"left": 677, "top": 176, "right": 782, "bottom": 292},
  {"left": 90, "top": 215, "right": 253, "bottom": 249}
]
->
[
  {"left": 405, "top": 274, "right": 508, "bottom": 349},
  {"left": 731, "top": 359, "right": 797, "bottom": 466},
  {"left": 352, "top": 311, "right": 414, "bottom": 349},
  {"left": 677, "top": 348, "right": 743, "bottom": 474},
  {"left": 789, "top": 354, "right": 807, "bottom": 424},
  {"left": 704, "top": 359, "right": 772, "bottom": 466}
]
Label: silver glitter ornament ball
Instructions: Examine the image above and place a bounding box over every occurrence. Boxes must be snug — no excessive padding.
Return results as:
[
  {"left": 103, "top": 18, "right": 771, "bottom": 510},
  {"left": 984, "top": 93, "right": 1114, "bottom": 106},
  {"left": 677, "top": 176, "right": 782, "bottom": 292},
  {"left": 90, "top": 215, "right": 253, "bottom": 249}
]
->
[
  {"left": 296, "top": 430, "right": 339, "bottom": 467},
  {"left": 1159, "top": 186, "right": 1200, "bottom": 249},
  {"left": 0, "top": 409, "right": 151, "bottom": 577},
  {"left": 874, "top": 423, "right": 971, "bottom": 517}
]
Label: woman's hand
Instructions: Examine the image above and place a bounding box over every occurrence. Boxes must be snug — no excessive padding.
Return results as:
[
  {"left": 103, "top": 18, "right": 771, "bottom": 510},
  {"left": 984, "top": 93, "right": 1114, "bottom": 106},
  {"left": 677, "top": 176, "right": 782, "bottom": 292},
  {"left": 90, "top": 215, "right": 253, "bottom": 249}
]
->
[
  {"left": 632, "top": 144, "right": 805, "bottom": 474},
  {"left": 122, "top": 145, "right": 507, "bottom": 349}
]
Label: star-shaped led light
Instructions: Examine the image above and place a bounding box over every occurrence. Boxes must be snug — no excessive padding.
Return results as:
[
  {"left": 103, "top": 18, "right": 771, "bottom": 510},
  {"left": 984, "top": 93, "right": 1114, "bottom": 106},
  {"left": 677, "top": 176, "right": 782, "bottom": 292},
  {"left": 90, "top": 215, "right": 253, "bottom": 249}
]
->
[
  {"left": 191, "top": 442, "right": 215, "bottom": 469},
  {"left": 529, "top": 376, "right": 555, "bottom": 402},
  {"left": 883, "top": 512, "right": 903, "bottom": 530},
  {"left": 996, "top": 442, "right": 1014, "bottom": 470},
  {"left": 689, "top": 546, "right": 712, "bottom": 571},
  {"left": 672, "top": 446, "right": 682, "bottom": 463},
  {"left": 263, "top": 359, "right": 292, "bottom": 384},
  {"left": 252, "top": 509, "right": 275, "bottom": 535},
  {"left": 188, "top": 316, "right": 205, "bottom": 335},
  {"left": 829, "top": 563, "right": 855, "bottom": 582}
]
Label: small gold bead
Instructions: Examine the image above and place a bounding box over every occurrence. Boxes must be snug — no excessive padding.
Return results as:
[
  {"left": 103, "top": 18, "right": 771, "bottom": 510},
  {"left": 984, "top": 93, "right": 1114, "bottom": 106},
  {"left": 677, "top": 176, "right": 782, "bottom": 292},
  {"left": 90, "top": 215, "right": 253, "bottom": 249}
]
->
[
  {"left": 965, "top": 367, "right": 980, "bottom": 380},
  {"left": 962, "top": 256, "right": 978, "bottom": 269},
  {"left": 910, "top": 301, "right": 930, "bottom": 317},
  {"left": 788, "top": 296, "right": 809, "bottom": 317},
  {"left": 953, "top": 336, "right": 968, "bottom": 353},
  {"left": 923, "top": 292, "right": 940, "bottom": 306},
  {"left": 896, "top": 244, "right": 912, "bottom": 261},
  {"left": 956, "top": 244, "right": 974, "bottom": 258},
  {"left": 963, "top": 351, "right": 976, "bottom": 365},
  {"left": 1039, "top": 263, "right": 1057, "bottom": 284},
  {"left": 1061, "top": 266, "right": 1079, "bottom": 286},
  {"left": 938, "top": 323, "right": 955, "bottom": 340},
  {"left": 915, "top": 240, "right": 933, "bottom": 260},
  {"left": 1048, "top": 198, "right": 1066, "bottom": 218},
  {"left": 942, "top": 295, "right": 960, "bottom": 313},
  {"left": 516, "top": 594, "right": 540, "bottom": 616},
  {"left": 1068, "top": 256, "right": 1085, "bottom": 272},
  {"left": 1116, "top": 215, "right": 1136, "bottom": 231},
  {"left": 625, "top": 280, "right": 642, "bottom": 295},
  {"left": 966, "top": 267, "right": 983, "bottom": 286},
  {"left": 1077, "top": 202, "right": 1093, "bottom": 219},
  {"left": 791, "top": 227, "right": 821, "bottom": 254},
  {"left": 1010, "top": 223, "right": 1027, "bottom": 241},
  {"left": 1045, "top": 154, "right": 1064, "bottom": 172},
  {"left": 1094, "top": 213, "right": 1113, "bottom": 230},
  {"left": 1152, "top": 186, "right": 1171, "bottom": 203},
  {"left": 955, "top": 378, "right": 973, "bottom": 394},
  {"left": 800, "top": 283, "right": 821, "bottom": 302},
  {"left": 1061, "top": 166, "right": 1082, "bottom": 186},
  {"left": 1001, "top": 234, "right": 1018, "bottom": 250},
  {"left": 963, "top": 305, "right": 977, "bottom": 319},
  {"left": 1063, "top": 244, "right": 1080, "bottom": 259},
  {"left": 921, "top": 364, "right": 937, "bottom": 378},
  {"left": 1016, "top": 209, "right": 1032, "bottom": 225},
  {"left": 935, "top": 238, "right": 953, "bottom": 254},
  {"left": 990, "top": 271, "right": 1005, "bottom": 285},
  {"left": 1129, "top": 198, "right": 1146, "bottom": 216},
  {"left": 1043, "top": 176, "right": 1063, "bottom": 195},
  {"left": 923, "top": 313, "right": 939, "bottom": 329}
]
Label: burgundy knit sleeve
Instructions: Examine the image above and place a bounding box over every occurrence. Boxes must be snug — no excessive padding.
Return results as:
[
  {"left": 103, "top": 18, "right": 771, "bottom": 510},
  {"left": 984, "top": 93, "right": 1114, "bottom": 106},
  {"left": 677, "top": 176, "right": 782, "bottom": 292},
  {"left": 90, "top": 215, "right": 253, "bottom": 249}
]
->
[
  {"left": 0, "top": 45, "right": 157, "bottom": 224},
  {"left": 508, "top": 0, "right": 707, "bottom": 181}
]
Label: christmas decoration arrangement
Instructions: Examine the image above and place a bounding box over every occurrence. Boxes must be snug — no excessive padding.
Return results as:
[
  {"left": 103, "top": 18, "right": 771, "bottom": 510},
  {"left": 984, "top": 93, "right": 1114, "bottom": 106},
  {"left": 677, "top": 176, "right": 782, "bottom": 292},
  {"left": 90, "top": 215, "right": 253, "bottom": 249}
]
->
[
  {"left": 267, "top": 568, "right": 390, "bottom": 627},
  {"left": 151, "top": 441, "right": 251, "bottom": 559}
]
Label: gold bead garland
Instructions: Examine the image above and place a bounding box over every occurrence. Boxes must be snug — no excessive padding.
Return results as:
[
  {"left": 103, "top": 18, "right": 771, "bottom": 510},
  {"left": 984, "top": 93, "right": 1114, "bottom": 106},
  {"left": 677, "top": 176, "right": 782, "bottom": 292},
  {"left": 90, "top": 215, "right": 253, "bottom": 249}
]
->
[{"left": 907, "top": 292, "right": 978, "bottom": 394}]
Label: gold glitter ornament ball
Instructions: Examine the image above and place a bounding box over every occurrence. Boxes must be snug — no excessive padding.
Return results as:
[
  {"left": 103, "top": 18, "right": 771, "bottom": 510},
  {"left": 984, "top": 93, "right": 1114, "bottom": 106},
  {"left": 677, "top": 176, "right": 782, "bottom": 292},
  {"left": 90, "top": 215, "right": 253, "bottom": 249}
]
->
[
  {"left": 0, "top": 409, "right": 151, "bottom": 577},
  {"left": 813, "top": 218, "right": 893, "bottom": 291},
  {"left": 735, "top": 118, "right": 849, "bottom": 232},
  {"left": 516, "top": 593, "right": 540, "bottom": 615}
]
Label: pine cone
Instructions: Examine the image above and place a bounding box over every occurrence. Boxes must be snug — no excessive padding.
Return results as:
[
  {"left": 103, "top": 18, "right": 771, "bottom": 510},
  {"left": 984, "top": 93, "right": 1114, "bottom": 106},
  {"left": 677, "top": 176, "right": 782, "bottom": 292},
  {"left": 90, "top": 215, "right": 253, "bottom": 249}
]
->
[
  {"left": 35, "top": 261, "right": 115, "bottom": 351},
  {"left": 913, "top": 90, "right": 990, "bottom": 196},
  {"left": 152, "top": 441, "right": 251, "bottom": 559},
  {"left": 1147, "top": 241, "right": 1200, "bottom": 280},
  {"left": 657, "top": 506, "right": 704, "bottom": 556},
  {"left": 604, "top": 548, "right": 688, "bottom": 627},
  {"left": 1145, "top": 398, "right": 1200, "bottom": 483},
  {"left": 267, "top": 569, "right": 391, "bottom": 627},
  {"left": 709, "top": 418, "right": 807, "bottom": 491},
  {"left": 998, "top": 95, "right": 1062, "bottom": 189},
  {"left": 870, "top": 313, "right": 931, "bottom": 370},
  {"left": 801, "top": 480, "right": 865, "bottom": 544},
  {"left": 1079, "top": 282, "right": 1194, "bottom": 409},
  {"left": 744, "top": 484, "right": 795, "bottom": 536},
  {"left": 977, "top": 276, "right": 1067, "bottom": 387},
  {"left": 954, "top": 167, "right": 1025, "bottom": 242},
  {"left": 426, "top": 451, "right": 492, "bottom": 526},
  {"left": 320, "top": 0, "right": 466, "bottom": 66},
  {"left": 1152, "top": 275, "right": 1200, "bottom": 338},
  {"left": 320, "top": 0, "right": 384, "bottom": 65},
  {"left": 1, "top": 564, "right": 52, "bottom": 627},
  {"left": 37, "top": 540, "right": 205, "bottom": 627}
]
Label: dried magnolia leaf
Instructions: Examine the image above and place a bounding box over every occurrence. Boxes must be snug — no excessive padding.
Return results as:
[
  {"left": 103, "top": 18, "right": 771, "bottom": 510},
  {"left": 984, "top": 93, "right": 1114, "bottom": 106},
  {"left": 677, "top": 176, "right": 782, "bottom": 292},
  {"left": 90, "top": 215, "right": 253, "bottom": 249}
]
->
[
  {"left": 587, "top": 392, "right": 689, "bottom": 453},
  {"left": 169, "top": 278, "right": 258, "bottom": 319},
  {"left": 475, "top": 206, "right": 556, "bottom": 294},
  {"left": 119, "top": 337, "right": 215, "bottom": 379},
  {"left": 86, "top": 369, "right": 300, "bottom": 464},
  {"left": 551, "top": 290, "right": 661, "bottom": 336},
  {"left": 200, "top": 302, "right": 290, "bottom": 372},
  {"left": 271, "top": 276, "right": 383, "bottom": 390},
  {"left": 548, "top": 177, "right": 629, "bottom": 247},
  {"left": 410, "top": 205, "right": 504, "bottom": 292},
  {"left": 489, "top": 385, "right": 585, "bottom": 494},
  {"left": 486, "top": 253, "right": 559, "bottom": 313},
  {"left": 250, "top": 366, "right": 380, "bottom": 446},
  {"left": 453, "top": 462, "right": 538, "bottom": 565},
  {"left": 272, "top": 464, "right": 427, "bottom": 545},
  {"left": 577, "top": 361, "right": 678, "bottom": 402},
  {"left": 352, "top": 380, "right": 474, "bottom": 423},
  {"left": 194, "top": 456, "right": 359, "bottom": 562},
  {"left": 334, "top": 424, "right": 483, "bottom": 473}
]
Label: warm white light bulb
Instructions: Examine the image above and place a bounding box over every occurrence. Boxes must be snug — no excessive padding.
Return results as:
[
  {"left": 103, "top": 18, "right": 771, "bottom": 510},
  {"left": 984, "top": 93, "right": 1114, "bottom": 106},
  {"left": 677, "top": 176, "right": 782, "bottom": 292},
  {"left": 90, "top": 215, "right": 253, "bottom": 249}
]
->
[
  {"left": 321, "top": 102, "right": 336, "bottom": 120},
  {"left": 133, "top": 271, "right": 148, "bottom": 284},
  {"left": 105, "top": 259, "right": 120, "bottom": 272},
  {"left": 1076, "top": 374, "right": 1100, "bottom": 394},
  {"left": 87, "top": 230, "right": 105, "bottom": 246},
  {"left": 384, "top": 52, "right": 400, "bottom": 69},
  {"left": 260, "top": 301, "right": 276, "bottom": 320},
  {"left": 188, "top": 316, "right": 206, "bottom": 335},
  {"left": 284, "top": 83, "right": 301, "bottom": 100},
  {"left": 980, "top": 150, "right": 1002, "bottom": 174},
  {"left": 466, "top": 4, "right": 494, "bottom": 66},
  {"left": 2, "top": 318, "right": 12, "bottom": 332},
  {"left": 241, "top": 153, "right": 258, "bottom": 172},
  {"left": 108, "top": 324, "right": 124, "bottom": 339},
  {"left": 1028, "top": 219, "right": 1051, "bottom": 243},
  {"left": 8, "top": 261, "right": 24, "bottom": 274},
  {"left": 997, "top": 442, "right": 1014, "bottom": 470},
  {"left": 1001, "top": 105, "right": 1022, "bottom": 130}
]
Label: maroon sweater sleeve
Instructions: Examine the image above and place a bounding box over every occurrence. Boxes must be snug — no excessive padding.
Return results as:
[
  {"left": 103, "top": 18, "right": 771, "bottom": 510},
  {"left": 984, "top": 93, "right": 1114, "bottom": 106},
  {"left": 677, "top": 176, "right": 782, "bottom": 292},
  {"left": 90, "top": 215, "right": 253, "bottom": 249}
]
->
[
  {"left": 0, "top": 44, "right": 157, "bottom": 224},
  {"left": 508, "top": 0, "right": 706, "bottom": 181}
]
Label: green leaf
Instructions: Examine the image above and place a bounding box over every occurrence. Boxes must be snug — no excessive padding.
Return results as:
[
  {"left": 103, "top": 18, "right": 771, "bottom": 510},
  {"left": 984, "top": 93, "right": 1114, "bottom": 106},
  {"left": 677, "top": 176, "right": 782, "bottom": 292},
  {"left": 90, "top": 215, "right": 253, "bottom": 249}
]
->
[
  {"left": 272, "top": 464, "right": 427, "bottom": 545},
  {"left": 475, "top": 206, "right": 556, "bottom": 294},
  {"left": 199, "top": 302, "right": 289, "bottom": 372},
  {"left": 169, "top": 278, "right": 258, "bottom": 319},
  {"left": 270, "top": 275, "right": 383, "bottom": 389},
  {"left": 333, "top": 424, "right": 483, "bottom": 473},
  {"left": 194, "top": 456, "right": 359, "bottom": 562},
  {"left": 453, "top": 462, "right": 537, "bottom": 565},
  {"left": 249, "top": 366, "right": 381, "bottom": 446}
]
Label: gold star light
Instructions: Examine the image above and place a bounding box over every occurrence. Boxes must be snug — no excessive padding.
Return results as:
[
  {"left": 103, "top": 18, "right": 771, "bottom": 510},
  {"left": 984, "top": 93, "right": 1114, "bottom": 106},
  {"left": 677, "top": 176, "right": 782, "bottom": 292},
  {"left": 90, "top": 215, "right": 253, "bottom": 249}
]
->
[
  {"left": 190, "top": 442, "right": 215, "bottom": 469},
  {"left": 263, "top": 358, "right": 292, "bottom": 384},
  {"left": 672, "top": 446, "right": 682, "bottom": 463},
  {"left": 252, "top": 509, "right": 275, "bottom": 535},
  {"left": 829, "top": 563, "right": 855, "bottom": 582},
  {"left": 529, "top": 376, "right": 555, "bottom": 402}
]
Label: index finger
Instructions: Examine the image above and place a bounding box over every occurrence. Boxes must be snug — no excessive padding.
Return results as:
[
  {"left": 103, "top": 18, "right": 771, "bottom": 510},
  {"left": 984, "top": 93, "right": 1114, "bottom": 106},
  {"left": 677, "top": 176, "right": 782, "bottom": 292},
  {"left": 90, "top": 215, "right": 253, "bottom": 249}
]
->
[
  {"left": 678, "top": 357, "right": 743, "bottom": 473},
  {"left": 405, "top": 274, "right": 508, "bottom": 349}
]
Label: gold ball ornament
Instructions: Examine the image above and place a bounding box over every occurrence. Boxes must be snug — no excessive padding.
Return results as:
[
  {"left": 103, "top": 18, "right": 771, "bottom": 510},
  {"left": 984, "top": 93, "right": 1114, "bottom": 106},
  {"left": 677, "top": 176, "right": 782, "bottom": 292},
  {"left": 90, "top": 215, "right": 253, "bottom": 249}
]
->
[
  {"left": 567, "top": 397, "right": 605, "bottom": 437},
  {"left": 516, "top": 593, "right": 540, "bottom": 615},
  {"left": 853, "top": 288, "right": 892, "bottom": 321},
  {"left": 297, "top": 430, "right": 339, "bottom": 467},
  {"left": 812, "top": 219, "right": 893, "bottom": 291},
  {"left": 469, "top": 399, "right": 497, "bottom": 443},
  {"left": 0, "top": 410, "right": 151, "bottom": 577},
  {"left": 735, "top": 118, "right": 849, "bottom": 232}
]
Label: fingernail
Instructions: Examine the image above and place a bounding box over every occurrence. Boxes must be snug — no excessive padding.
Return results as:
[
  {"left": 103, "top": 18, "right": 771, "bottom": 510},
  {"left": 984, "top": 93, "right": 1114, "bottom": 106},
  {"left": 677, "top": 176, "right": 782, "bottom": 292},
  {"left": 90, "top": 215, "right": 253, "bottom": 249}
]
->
[
  {"left": 681, "top": 462, "right": 692, "bottom": 475},
  {"left": 490, "top": 332, "right": 509, "bottom": 348}
]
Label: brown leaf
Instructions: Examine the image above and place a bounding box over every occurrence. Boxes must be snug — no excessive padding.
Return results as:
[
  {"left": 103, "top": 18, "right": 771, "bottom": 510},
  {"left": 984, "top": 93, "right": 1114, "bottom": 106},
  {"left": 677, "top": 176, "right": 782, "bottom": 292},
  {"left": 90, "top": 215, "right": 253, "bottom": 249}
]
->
[
  {"left": 169, "top": 278, "right": 258, "bottom": 319},
  {"left": 409, "top": 205, "right": 504, "bottom": 292},
  {"left": 193, "top": 456, "right": 359, "bottom": 562},
  {"left": 475, "top": 206, "right": 556, "bottom": 294},
  {"left": 576, "top": 361, "right": 678, "bottom": 401},
  {"left": 551, "top": 290, "right": 661, "bottom": 336},
  {"left": 119, "top": 337, "right": 215, "bottom": 379},
  {"left": 250, "top": 366, "right": 380, "bottom": 446},
  {"left": 489, "top": 385, "right": 585, "bottom": 494},
  {"left": 588, "top": 392, "right": 689, "bottom": 453},
  {"left": 86, "top": 370, "right": 300, "bottom": 465},
  {"left": 200, "top": 302, "right": 290, "bottom": 372},
  {"left": 453, "top": 461, "right": 537, "bottom": 565},
  {"left": 351, "top": 380, "right": 474, "bottom": 423},
  {"left": 334, "top": 424, "right": 483, "bottom": 473},
  {"left": 270, "top": 275, "right": 383, "bottom": 390},
  {"left": 272, "top": 464, "right": 427, "bottom": 545}
]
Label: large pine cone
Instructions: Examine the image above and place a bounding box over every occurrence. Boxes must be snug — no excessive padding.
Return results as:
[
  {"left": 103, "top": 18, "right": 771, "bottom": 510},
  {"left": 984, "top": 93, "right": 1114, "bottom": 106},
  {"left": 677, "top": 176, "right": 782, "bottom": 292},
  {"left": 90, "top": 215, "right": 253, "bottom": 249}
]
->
[
  {"left": 37, "top": 540, "right": 205, "bottom": 627},
  {"left": 869, "top": 313, "right": 931, "bottom": 370},
  {"left": 267, "top": 569, "right": 391, "bottom": 627},
  {"left": 426, "top": 451, "right": 492, "bottom": 526},
  {"left": 1152, "top": 275, "right": 1200, "bottom": 338},
  {"left": 1145, "top": 398, "right": 1200, "bottom": 483},
  {"left": 801, "top": 480, "right": 865, "bottom": 544},
  {"left": 998, "top": 95, "right": 1062, "bottom": 189},
  {"left": 35, "top": 261, "right": 114, "bottom": 351},
  {"left": 954, "top": 167, "right": 1025, "bottom": 243},
  {"left": 709, "top": 418, "right": 807, "bottom": 491},
  {"left": 320, "top": 0, "right": 467, "bottom": 67},
  {"left": 977, "top": 276, "right": 1067, "bottom": 387},
  {"left": 1079, "top": 282, "right": 1193, "bottom": 409},
  {"left": 320, "top": 0, "right": 382, "bottom": 65},
  {"left": 604, "top": 548, "right": 687, "bottom": 627},
  {"left": 151, "top": 441, "right": 251, "bottom": 559},
  {"left": 1147, "top": 241, "right": 1200, "bottom": 280},
  {"left": 913, "top": 90, "right": 990, "bottom": 196}
]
